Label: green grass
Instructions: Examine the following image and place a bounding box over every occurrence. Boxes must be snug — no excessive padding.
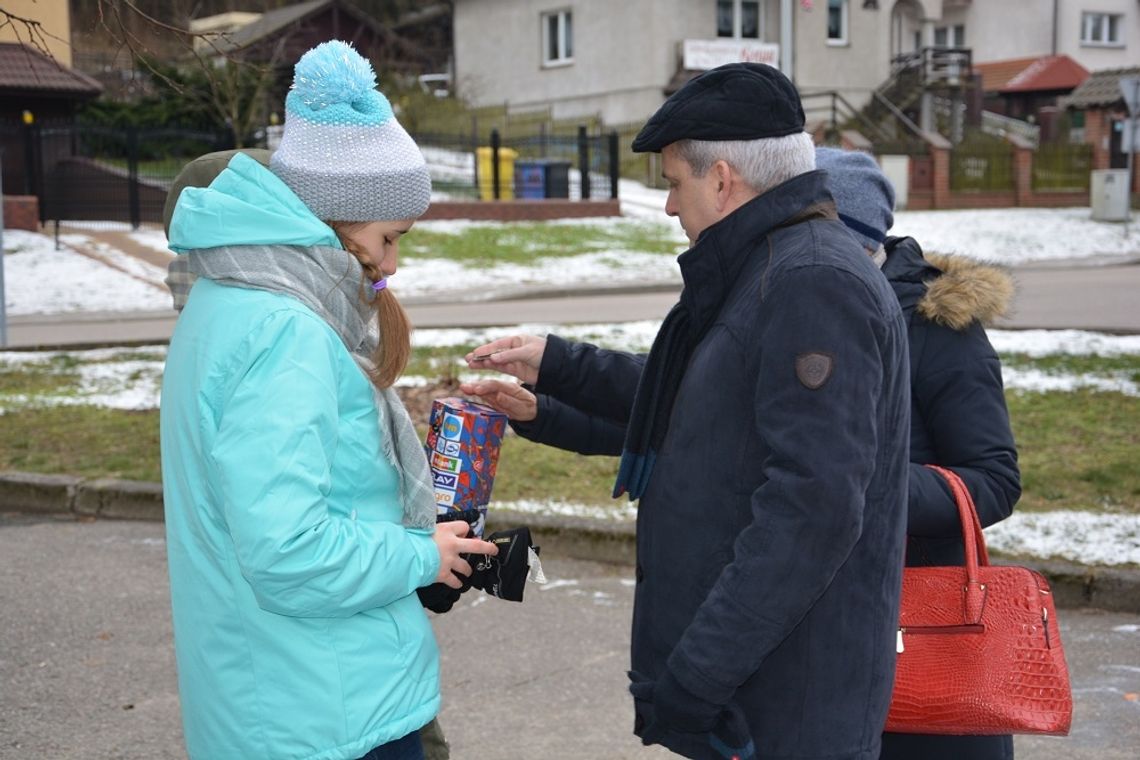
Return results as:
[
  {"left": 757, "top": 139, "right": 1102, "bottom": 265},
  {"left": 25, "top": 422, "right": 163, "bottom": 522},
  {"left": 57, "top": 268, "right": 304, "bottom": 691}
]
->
[
  {"left": 404, "top": 346, "right": 468, "bottom": 380},
  {"left": 491, "top": 436, "right": 619, "bottom": 505},
  {"left": 402, "top": 221, "right": 683, "bottom": 265},
  {"left": 1, "top": 347, "right": 1138, "bottom": 515},
  {"left": 0, "top": 406, "right": 161, "bottom": 482},
  {"left": 1008, "top": 389, "right": 1140, "bottom": 514},
  {"left": 1003, "top": 353, "right": 1140, "bottom": 383}
]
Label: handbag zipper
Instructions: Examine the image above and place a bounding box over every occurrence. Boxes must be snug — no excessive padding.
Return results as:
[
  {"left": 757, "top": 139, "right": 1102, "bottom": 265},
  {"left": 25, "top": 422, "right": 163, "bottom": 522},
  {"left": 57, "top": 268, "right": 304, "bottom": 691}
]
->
[{"left": 897, "top": 624, "right": 985, "bottom": 653}]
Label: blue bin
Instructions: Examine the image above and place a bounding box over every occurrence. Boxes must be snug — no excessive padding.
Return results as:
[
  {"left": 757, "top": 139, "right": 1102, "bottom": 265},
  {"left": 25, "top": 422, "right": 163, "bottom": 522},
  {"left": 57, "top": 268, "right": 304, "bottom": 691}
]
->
[
  {"left": 513, "top": 159, "right": 572, "bottom": 199},
  {"left": 514, "top": 161, "right": 547, "bottom": 199}
]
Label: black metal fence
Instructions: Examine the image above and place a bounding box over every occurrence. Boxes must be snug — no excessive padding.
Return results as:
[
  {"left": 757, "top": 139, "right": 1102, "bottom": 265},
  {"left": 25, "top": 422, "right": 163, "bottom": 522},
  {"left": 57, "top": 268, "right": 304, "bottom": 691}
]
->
[
  {"left": 1033, "top": 142, "right": 1093, "bottom": 192},
  {"left": 412, "top": 127, "right": 619, "bottom": 202},
  {"left": 950, "top": 135, "right": 1015, "bottom": 192},
  {"left": 4, "top": 122, "right": 619, "bottom": 231},
  {"left": 3, "top": 124, "right": 234, "bottom": 228}
]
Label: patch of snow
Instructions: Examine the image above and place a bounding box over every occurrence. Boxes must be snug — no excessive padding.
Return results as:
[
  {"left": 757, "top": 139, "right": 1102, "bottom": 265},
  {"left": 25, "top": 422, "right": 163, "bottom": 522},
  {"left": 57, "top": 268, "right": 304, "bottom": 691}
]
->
[
  {"left": 3, "top": 230, "right": 172, "bottom": 315},
  {"left": 985, "top": 511, "right": 1140, "bottom": 566}
]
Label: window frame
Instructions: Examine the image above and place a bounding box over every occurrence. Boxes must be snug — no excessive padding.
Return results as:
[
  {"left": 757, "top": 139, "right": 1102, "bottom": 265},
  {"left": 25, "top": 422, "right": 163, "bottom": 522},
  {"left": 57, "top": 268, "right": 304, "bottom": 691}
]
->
[
  {"left": 1080, "top": 11, "right": 1123, "bottom": 47},
  {"left": 718, "top": 0, "right": 763, "bottom": 40},
  {"left": 827, "top": 0, "right": 849, "bottom": 47},
  {"left": 934, "top": 23, "right": 965, "bottom": 48},
  {"left": 541, "top": 8, "right": 574, "bottom": 68}
]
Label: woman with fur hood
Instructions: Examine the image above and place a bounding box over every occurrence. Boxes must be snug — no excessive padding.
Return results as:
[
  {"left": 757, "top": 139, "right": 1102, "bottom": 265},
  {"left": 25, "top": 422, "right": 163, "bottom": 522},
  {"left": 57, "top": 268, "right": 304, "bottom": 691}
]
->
[{"left": 816, "top": 147, "right": 1021, "bottom": 760}]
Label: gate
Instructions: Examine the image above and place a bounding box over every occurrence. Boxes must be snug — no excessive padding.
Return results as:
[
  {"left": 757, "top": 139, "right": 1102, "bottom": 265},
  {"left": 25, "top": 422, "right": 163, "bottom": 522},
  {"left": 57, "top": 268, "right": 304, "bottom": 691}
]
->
[{"left": 30, "top": 126, "right": 231, "bottom": 228}]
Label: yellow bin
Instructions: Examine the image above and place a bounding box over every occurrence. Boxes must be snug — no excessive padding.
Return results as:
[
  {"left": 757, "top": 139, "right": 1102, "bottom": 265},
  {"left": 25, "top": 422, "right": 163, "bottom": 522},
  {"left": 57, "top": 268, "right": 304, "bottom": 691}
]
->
[{"left": 476, "top": 146, "right": 518, "bottom": 200}]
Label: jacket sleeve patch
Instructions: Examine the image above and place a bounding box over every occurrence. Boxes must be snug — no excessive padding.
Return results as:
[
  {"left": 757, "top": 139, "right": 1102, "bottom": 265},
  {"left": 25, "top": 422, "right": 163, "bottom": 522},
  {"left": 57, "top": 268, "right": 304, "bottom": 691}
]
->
[{"left": 795, "top": 352, "right": 835, "bottom": 390}]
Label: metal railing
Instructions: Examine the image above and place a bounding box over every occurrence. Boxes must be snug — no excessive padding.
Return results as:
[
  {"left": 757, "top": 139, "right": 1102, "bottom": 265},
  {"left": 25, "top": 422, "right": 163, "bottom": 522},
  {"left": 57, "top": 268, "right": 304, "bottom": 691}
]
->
[
  {"left": 950, "top": 135, "right": 1015, "bottom": 192},
  {"left": 890, "top": 47, "right": 973, "bottom": 88},
  {"left": 981, "top": 110, "right": 1041, "bottom": 147},
  {"left": 3, "top": 123, "right": 618, "bottom": 230}
]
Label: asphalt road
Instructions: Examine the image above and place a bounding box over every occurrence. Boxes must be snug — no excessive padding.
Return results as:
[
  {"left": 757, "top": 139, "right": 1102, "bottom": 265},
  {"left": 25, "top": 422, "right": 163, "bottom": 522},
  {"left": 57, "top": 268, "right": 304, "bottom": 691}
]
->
[
  {"left": 1, "top": 513, "right": 1137, "bottom": 759},
  {"left": 4, "top": 261, "right": 1140, "bottom": 349}
]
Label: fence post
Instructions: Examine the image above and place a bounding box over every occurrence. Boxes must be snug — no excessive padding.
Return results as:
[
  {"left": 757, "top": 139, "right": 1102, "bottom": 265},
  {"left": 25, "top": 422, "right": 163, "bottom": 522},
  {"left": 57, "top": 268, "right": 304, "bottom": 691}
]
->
[
  {"left": 578, "top": 125, "right": 591, "bottom": 200},
  {"left": 490, "top": 128, "right": 501, "bottom": 200},
  {"left": 1007, "top": 134, "right": 1035, "bottom": 207},
  {"left": 925, "top": 132, "right": 952, "bottom": 209},
  {"left": 0, "top": 151, "right": 6, "bottom": 347},
  {"left": 22, "top": 119, "right": 35, "bottom": 196},
  {"left": 608, "top": 131, "right": 619, "bottom": 200},
  {"left": 127, "top": 127, "right": 140, "bottom": 229}
]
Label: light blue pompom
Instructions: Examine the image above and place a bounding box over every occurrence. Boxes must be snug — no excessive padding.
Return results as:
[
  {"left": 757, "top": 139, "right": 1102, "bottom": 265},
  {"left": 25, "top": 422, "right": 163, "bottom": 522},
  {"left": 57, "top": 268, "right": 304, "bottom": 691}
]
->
[{"left": 292, "top": 40, "right": 378, "bottom": 112}]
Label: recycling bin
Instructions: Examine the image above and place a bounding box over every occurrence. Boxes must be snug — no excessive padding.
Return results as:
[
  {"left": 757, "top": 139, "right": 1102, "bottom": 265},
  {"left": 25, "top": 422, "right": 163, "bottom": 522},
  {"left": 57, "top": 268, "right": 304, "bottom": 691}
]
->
[
  {"left": 512, "top": 159, "right": 572, "bottom": 199},
  {"left": 476, "top": 146, "right": 517, "bottom": 200}
]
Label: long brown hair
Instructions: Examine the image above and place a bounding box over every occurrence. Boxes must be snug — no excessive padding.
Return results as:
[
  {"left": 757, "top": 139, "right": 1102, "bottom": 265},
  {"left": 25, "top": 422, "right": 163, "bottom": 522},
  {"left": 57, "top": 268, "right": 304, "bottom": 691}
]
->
[{"left": 328, "top": 221, "right": 412, "bottom": 390}]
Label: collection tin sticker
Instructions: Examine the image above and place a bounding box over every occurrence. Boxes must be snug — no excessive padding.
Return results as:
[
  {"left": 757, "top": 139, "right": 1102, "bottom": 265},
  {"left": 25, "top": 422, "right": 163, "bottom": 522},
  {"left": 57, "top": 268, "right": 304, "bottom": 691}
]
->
[
  {"left": 441, "top": 413, "right": 463, "bottom": 440},
  {"left": 432, "top": 471, "right": 458, "bottom": 490},
  {"left": 430, "top": 452, "right": 462, "bottom": 473}
]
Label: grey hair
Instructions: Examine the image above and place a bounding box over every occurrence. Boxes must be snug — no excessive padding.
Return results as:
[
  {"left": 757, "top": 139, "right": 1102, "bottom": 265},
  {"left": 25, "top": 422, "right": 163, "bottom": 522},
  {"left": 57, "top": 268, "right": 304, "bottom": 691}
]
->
[{"left": 674, "top": 132, "right": 816, "bottom": 194}]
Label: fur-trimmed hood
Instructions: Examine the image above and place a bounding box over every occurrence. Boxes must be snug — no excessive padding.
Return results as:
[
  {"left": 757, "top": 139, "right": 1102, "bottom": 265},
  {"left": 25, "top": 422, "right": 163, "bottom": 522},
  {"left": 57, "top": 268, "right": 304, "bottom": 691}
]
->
[{"left": 883, "top": 236, "right": 1014, "bottom": 331}]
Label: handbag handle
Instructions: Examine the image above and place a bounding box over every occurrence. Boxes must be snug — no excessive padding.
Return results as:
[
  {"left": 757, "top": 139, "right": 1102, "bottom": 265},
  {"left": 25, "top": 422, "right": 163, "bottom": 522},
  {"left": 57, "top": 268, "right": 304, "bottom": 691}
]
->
[{"left": 924, "top": 465, "right": 991, "bottom": 624}]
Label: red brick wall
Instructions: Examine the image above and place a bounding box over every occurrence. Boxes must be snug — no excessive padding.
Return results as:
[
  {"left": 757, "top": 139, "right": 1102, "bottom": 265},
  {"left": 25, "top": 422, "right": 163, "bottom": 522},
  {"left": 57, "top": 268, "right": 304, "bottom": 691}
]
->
[
  {"left": 422, "top": 199, "right": 621, "bottom": 222},
  {"left": 942, "top": 191, "right": 1018, "bottom": 209},
  {"left": 1085, "top": 110, "right": 1111, "bottom": 170},
  {"left": 931, "top": 146, "right": 951, "bottom": 209},
  {"left": 3, "top": 195, "right": 39, "bottom": 231},
  {"left": 1013, "top": 146, "right": 1033, "bottom": 207}
]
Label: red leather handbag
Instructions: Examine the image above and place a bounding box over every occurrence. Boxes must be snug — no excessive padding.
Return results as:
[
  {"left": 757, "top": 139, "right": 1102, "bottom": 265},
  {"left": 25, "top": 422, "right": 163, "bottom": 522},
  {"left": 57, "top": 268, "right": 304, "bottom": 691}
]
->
[{"left": 885, "top": 465, "right": 1073, "bottom": 736}]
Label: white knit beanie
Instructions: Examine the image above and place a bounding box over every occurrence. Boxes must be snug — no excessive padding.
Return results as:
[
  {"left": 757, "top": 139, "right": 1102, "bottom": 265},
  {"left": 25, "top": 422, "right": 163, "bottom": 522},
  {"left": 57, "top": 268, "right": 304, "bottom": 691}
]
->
[{"left": 270, "top": 40, "right": 431, "bottom": 221}]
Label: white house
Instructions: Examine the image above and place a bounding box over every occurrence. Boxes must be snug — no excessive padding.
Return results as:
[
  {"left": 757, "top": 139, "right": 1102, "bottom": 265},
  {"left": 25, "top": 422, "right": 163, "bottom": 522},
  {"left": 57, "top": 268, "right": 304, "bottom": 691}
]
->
[{"left": 452, "top": 0, "right": 1139, "bottom": 129}]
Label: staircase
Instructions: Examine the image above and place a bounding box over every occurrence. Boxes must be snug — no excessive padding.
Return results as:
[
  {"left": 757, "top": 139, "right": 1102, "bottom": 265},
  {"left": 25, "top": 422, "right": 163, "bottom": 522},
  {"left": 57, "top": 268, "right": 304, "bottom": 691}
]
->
[{"left": 859, "top": 47, "right": 976, "bottom": 148}]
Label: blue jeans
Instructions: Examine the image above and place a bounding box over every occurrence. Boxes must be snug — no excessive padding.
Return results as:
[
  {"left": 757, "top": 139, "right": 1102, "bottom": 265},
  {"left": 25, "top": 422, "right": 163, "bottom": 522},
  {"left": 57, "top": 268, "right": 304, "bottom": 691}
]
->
[{"left": 356, "top": 731, "right": 424, "bottom": 760}]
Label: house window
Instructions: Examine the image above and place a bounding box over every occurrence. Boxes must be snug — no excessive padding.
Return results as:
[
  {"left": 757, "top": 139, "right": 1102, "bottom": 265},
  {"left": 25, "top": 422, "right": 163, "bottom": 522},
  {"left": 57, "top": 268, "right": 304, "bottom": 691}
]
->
[
  {"left": 1081, "top": 12, "right": 1122, "bottom": 46},
  {"left": 933, "top": 24, "right": 965, "bottom": 48},
  {"left": 718, "top": 0, "right": 762, "bottom": 39},
  {"left": 542, "top": 9, "right": 573, "bottom": 66},
  {"left": 827, "top": 0, "right": 848, "bottom": 45}
]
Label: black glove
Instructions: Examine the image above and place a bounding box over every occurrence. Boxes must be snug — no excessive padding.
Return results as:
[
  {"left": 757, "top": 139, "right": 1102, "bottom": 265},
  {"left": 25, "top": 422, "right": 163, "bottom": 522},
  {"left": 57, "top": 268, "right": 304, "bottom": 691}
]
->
[
  {"left": 465, "top": 526, "right": 538, "bottom": 602},
  {"left": 628, "top": 670, "right": 755, "bottom": 760},
  {"left": 416, "top": 569, "right": 473, "bottom": 614}
]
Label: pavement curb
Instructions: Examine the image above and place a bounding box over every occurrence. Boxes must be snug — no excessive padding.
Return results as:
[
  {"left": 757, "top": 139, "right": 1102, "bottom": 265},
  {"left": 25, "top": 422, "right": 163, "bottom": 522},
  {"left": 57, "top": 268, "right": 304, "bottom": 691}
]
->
[{"left": 2, "top": 471, "right": 1137, "bottom": 613}]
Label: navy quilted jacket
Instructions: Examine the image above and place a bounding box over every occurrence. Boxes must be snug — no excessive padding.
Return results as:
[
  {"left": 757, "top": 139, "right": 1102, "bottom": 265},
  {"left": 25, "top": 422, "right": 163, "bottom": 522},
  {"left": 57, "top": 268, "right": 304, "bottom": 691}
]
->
[{"left": 514, "top": 171, "right": 911, "bottom": 759}]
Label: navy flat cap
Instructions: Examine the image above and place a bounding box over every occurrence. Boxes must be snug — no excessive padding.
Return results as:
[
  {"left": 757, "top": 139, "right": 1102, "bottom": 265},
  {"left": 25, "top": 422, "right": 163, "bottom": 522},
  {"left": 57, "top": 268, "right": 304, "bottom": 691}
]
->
[{"left": 632, "top": 62, "right": 805, "bottom": 153}]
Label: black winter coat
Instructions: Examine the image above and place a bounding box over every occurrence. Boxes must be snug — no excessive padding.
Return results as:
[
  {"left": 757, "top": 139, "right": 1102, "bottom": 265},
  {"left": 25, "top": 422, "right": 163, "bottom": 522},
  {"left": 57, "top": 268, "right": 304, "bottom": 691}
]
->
[
  {"left": 878, "top": 236, "right": 1020, "bottom": 760},
  {"left": 515, "top": 171, "right": 911, "bottom": 759}
]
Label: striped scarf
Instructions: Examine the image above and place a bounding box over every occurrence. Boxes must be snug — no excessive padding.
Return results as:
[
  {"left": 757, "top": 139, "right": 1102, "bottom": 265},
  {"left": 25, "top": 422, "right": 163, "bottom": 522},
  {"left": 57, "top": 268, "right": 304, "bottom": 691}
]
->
[{"left": 187, "top": 244, "right": 437, "bottom": 530}]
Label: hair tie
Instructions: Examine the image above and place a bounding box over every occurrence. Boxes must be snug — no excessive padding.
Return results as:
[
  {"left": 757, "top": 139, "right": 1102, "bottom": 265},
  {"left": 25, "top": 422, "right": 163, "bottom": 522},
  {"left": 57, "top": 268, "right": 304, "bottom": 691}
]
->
[{"left": 371, "top": 278, "right": 388, "bottom": 292}]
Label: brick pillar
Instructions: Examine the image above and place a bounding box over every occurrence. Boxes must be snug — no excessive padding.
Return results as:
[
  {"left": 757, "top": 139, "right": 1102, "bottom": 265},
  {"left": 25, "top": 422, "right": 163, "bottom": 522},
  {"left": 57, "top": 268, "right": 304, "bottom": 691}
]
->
[
  {"left": 1085, "top": 109, "right": 1111, "bottom": 170},
  {"left": 924, "top": 132, "right": 952, "bottom": 209},
  {"left": 1008, "top": 134, "right": 1035, "bottom": 207}
]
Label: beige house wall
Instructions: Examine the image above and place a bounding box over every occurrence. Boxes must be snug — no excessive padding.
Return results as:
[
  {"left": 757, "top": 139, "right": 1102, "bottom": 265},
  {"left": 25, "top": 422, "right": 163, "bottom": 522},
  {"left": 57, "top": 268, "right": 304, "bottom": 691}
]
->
[
  {"left": 932, "top": 0, "right": 1138, "bottom": 69},
  {"left": 454, "top": 0, "right": 1136, "bottom": 130},
  {"left": 0, "top": 0, "right": 72, "bottom": 66},
  {"left": 455, "top": 0, "right": 703, "bottom": 125},
  {"left": 792, "top": 1, "right": 892, "bottom": 110}
]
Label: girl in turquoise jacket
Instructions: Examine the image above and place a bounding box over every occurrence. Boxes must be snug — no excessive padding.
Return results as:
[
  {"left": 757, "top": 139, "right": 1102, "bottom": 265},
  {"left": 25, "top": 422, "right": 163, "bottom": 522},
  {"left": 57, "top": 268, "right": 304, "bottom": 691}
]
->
[{"left": 161, "top": 41, "right": 496, "bottom": 760}]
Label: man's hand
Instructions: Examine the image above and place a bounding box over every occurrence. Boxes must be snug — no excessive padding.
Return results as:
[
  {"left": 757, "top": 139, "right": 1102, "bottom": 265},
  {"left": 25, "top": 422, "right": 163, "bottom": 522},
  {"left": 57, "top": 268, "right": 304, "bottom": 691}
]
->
[
  {"left": 458, "top": 378, "right": 538, "bottom": 421},
  {"left": 628, "top": 670, "right": 755, "bottom": 759},
  {"left": 465, "top": 334, "right": 547, "bottom": 385}
]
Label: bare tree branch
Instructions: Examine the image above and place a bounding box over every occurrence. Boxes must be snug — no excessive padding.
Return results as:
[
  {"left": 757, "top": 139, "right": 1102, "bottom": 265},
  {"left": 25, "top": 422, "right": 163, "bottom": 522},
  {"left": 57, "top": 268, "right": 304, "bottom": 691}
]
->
[{"left": 0, "top": 7, "right": 74, "bottom": 59}]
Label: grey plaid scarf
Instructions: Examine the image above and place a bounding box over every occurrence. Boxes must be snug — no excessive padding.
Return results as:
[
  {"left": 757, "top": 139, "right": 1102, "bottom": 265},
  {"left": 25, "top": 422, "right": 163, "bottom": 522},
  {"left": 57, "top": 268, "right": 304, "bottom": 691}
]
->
[{"left": 186, "top": 244, "right": 437, "bottom": 530}]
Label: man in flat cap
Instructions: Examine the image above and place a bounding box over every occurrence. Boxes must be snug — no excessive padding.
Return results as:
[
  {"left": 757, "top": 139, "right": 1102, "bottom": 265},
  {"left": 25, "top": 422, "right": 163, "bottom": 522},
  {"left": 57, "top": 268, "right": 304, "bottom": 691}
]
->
[{"left": 463, "top": 63, "right": 910, "bottom": 759}]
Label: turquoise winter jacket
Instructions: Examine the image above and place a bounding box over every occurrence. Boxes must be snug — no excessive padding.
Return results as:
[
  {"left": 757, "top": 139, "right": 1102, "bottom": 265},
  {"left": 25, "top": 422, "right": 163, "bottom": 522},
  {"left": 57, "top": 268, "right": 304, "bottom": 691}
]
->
[{"left": 161, "top": 154, "right": 441, "bottom": 760}]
